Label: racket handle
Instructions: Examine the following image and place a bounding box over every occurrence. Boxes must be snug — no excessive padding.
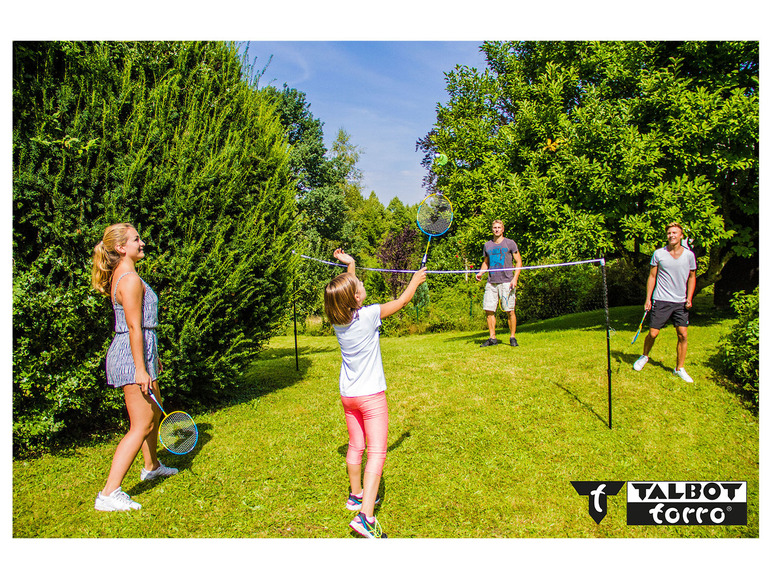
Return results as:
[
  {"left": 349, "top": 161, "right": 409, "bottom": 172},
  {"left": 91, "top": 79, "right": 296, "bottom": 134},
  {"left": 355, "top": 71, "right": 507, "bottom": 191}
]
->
[
  {"left": 421, "top": 236, "right": 431, "bottom": 269},
  {"left": 148, "top": 389, "right": 166, "bottom": 415}
]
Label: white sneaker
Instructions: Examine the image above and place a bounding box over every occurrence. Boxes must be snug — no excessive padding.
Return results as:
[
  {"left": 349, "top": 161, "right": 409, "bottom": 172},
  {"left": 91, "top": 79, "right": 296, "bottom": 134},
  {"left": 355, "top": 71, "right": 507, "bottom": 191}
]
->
[
  {"left": 633, "top": 355, "right": 649, "bottom": 371},
  {"left": 673, "top": 368, "right": 694, "bottom": 383},
  {"left": 140, "top": 461, "right": 179, "bottom": 481},
  {"left": 95, "top": 487, "right": 141, "bottom": 511}
]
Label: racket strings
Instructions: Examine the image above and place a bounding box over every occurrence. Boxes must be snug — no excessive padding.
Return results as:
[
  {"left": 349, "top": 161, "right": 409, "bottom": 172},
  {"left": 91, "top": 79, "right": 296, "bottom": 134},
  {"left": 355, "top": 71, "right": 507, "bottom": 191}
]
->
[
  {"left": 159, "top": 411, "right": 198, "bottom": 454},
  {"left": 417, "top": 195, "right": 453, "bottom": 236}
]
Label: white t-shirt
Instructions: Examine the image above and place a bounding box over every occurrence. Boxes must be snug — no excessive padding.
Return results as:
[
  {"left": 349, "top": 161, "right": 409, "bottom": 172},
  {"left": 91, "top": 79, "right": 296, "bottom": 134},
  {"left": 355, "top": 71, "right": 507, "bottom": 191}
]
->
[
  {"left": 651, "top": 246, "right": 697, "bottom": 303},
  {"left": 333, "top": 304, "right": 387, "bottom": 397}
]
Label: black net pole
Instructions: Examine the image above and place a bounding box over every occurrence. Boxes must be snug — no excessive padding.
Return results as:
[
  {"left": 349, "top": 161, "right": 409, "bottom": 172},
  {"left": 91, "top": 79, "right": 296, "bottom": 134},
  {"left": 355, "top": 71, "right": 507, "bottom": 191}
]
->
[
  {"left": 293, "top": 278, "right": 299, "bottom": 371},
  {"left": 600, "top": 257, "right": 612, "bottom": 429}
]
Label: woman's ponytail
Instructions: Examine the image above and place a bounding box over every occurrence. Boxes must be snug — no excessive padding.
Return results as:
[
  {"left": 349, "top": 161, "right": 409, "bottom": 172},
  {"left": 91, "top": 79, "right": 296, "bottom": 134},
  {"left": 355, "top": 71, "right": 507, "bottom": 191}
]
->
[{"left": 91, "top": 223, "right": 133, "bottom": 297}]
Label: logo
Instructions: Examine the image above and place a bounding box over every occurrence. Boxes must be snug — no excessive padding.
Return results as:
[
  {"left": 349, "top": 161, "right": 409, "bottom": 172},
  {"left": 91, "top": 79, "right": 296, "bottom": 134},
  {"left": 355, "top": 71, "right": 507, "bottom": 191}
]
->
[
  {"left": 571, "top": 481, "right": 625, "bottom": 523},
  {"left": 627, "top": 481, "right": 747, "bottom": 525}
]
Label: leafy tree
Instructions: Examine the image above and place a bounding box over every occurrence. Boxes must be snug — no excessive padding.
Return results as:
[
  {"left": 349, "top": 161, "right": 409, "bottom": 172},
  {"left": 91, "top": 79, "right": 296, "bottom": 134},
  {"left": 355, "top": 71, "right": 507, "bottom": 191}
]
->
[
  {"left": 385, "top": 197, "right": 417, "bottom": 236},
  {"left": 345, "top": 191, "right": 391, "bottom": 258},
  {"left": 330, "top": 128, "right": 365, "bottom": 208},
  {"left": 260, "top": 85, "right": 357, "bottom": 317},
  {"left": 263, "top": 86, "right": 349, "bottom": 240},
  {"left": 376, "top": 225, "right": 420, "bottom": 298},
  {"left": 419, "top": 41, "right": 758, "bottom": 300},
  {"left": 257, "top": 81, "right": 412, "bottom": 319},
  {"left": 13, "top": 41, "right": 297, "bottom": 453}
]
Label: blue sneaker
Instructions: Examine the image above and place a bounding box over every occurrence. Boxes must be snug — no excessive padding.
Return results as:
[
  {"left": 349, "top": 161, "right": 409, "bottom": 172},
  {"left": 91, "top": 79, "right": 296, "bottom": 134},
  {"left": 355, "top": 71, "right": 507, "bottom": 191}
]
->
[
  {"left": 345, "top": 492, "right": 381, "bottom": 511},
  {"left": 349, "top": 513, "right": 387, "bottom": 538}
]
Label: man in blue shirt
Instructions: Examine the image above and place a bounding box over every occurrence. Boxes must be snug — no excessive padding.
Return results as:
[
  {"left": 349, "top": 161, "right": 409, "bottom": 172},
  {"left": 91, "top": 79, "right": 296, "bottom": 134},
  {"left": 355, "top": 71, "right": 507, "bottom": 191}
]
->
[{"left": 475, "top": 219, "right": 522, "bottom": 347}]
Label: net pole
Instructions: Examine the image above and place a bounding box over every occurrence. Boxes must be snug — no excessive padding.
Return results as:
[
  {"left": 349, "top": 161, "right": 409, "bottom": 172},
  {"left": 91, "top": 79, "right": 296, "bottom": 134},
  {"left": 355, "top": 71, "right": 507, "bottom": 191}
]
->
[
  {"left": 293, "top": 278, "right": 299, "bottom": 372},
  {"left": 600, "top": 257, "right": 612, "bottom": 429}
]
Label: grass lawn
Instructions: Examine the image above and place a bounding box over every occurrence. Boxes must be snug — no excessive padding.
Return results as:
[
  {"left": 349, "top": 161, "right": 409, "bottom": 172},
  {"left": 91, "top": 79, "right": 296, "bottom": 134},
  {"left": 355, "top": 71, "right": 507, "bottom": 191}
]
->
[{"left": 13, "top": 302, "right": 758, "bottom": 541}]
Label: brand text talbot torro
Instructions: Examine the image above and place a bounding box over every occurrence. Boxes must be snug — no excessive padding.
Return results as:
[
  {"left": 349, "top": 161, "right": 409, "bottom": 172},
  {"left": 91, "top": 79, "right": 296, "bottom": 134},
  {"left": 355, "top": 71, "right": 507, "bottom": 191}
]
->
[{"left": 626, "top": 481, "right": 747, "bottom": 525}]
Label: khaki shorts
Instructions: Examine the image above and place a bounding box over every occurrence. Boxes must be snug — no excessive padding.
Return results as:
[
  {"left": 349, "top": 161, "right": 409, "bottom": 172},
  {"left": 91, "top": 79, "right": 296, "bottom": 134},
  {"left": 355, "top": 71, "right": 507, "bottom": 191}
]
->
[{"left": 483, "top": 282, "right": 516, "bottom": 312}]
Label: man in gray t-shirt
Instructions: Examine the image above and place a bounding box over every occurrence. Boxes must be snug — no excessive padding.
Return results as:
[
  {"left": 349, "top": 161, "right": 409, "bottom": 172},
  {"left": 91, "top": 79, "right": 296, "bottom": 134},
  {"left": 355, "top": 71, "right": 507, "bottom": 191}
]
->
[
  {"left": 633, "top": 222, "right": 697, "bottom": 382},
  {"left": 475, "top": 219, "right": 522, "bottom": 347}
]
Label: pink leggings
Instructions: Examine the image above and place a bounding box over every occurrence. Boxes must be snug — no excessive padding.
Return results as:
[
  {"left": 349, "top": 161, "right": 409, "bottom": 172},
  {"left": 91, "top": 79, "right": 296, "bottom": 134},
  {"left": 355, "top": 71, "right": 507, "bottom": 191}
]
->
[{"left": 341, "top": 391, "right": 389, "bottom": 476}]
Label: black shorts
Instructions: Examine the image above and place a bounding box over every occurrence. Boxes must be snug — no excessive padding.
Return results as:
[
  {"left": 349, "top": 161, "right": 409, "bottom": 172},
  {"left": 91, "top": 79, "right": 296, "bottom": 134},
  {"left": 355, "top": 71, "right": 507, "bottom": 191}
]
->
[{"left": 649, "top": 300, "right": 690, "bottom": 330}]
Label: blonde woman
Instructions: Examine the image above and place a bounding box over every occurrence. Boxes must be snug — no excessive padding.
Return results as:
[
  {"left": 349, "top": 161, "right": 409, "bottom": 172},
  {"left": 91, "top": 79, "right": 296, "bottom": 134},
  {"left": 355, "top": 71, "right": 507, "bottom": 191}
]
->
[{"left": 91, "top": 223, "right": 177, "bottom": 511}]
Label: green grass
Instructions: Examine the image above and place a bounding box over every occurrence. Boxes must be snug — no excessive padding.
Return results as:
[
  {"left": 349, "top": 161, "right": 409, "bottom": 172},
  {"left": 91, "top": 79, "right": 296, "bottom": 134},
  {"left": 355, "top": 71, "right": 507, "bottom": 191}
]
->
[{"left": 13, "top": 302, "right": 758, "bottom": 538}]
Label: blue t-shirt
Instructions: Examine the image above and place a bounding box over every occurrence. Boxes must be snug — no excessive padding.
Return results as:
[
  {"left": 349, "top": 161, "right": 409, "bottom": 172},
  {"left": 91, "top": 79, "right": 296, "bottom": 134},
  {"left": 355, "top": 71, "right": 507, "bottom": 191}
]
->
[
  {"left": 483, "top": 238, "right": 520, "bottom": 284},
  {"left": 332, "top": 304, "right": 387, "bottom": 397}
]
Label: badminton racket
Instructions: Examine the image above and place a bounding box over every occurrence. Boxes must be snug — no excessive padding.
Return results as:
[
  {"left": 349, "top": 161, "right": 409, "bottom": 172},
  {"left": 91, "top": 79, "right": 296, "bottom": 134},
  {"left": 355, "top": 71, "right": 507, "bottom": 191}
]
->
[
  {"left": 148, "top": 388, "right": 198, "bottom": 455},
  {"left": 631, "top": 310, "right": 648, "bottom": 345},
  {"left": 417, "top": 192, "right": 453, "bottom": 268}
]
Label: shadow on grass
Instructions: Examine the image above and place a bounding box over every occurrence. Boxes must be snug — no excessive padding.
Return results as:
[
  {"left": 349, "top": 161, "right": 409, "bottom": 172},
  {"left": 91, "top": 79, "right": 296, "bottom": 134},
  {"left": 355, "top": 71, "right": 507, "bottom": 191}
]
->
[
  {"left": 224, "top": 345, "right": 337, "bottom": 407},
  {"left": 613, "top": 349, "right": 671, "bottom": 372},
  {"left": 703, "top": 351, "right": 759, "bottom": 417},
  {"left": 124, "top": 421, "right": 214, "bottom": 497},
  {"left": 551, "top": 382, "right": 609, "bottom": 428},
  {"left": 442, "top": 331, "right": 490, "bottom": 346}
]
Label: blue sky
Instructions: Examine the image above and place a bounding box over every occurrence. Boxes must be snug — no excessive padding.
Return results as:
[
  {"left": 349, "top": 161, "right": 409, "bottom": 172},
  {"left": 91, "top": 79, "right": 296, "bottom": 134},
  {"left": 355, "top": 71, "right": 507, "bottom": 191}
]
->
[{"left": 241, "top": 41, "right": 488, "bottom": 206}]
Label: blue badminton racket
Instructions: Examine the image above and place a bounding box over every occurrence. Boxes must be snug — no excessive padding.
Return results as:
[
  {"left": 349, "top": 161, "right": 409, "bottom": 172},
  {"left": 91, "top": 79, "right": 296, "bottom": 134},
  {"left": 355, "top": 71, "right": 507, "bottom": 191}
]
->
[
  {"left": 149, "top": 388, "right": 198, "bottom": 455},
  {"left": 417, "top": 192, "right": 453, "bottom": 268},
  {"left": 631, "top": 310, "right": 648, "bottom": 345}
]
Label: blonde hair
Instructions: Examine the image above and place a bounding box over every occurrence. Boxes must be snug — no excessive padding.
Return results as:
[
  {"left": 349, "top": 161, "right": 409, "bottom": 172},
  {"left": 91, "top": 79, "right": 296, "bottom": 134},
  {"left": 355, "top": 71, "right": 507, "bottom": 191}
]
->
[
  {"left": 91, "top": 222, "right": 134, "bottom": 297},
  {"left": 492, "top": 219, "right": 504, "bottom": 228},
  {"left": 666, "top": 222, "right": 684, "bottom": 234},
  {"left": 324, "top": 273, "right": 360, "bottom": 326}
]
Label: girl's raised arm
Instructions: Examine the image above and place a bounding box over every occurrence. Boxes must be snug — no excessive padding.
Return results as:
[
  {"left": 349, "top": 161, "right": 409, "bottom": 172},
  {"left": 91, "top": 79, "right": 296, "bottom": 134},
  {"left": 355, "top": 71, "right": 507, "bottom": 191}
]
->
[
  {"left": 333, "top": 248, "right": 356, "bottom": 276},
  {"left": 380, "top": 268, "right": 427, "bottom": 320}
]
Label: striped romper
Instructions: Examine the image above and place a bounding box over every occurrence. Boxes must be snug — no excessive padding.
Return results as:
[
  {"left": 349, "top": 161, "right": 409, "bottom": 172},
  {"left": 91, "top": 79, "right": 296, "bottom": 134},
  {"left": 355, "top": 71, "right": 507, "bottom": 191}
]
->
[{"left": 106, "top": 272, "right": 160, "bottom": 387}]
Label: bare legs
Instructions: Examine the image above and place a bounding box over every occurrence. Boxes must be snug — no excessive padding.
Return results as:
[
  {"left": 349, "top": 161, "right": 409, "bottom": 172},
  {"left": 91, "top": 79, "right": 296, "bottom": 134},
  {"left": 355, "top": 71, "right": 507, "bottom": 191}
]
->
[
  {"left": 485, "top": 309, "right": 517, "bottom": 340},
  {"left": 675, "top": 326, "right": 689, "bottom": 369},
  {"left": 642, "top": 327, "right": 689, "bottom": 369},
  {"left": 642, "top": 328, "right": 659, "bottom": 357},
  {"left": 102, "top": 382, "right": 162, "bottom": 495},
  {"left": 347, "top": 464, "right": 381, "bottom": 518}
]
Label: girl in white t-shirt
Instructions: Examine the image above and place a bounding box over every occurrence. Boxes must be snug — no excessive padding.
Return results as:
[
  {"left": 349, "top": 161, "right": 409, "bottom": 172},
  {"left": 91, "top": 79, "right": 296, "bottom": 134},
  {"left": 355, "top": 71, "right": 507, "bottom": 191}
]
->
[{"left": 324, "top": 248, "right": 426, "bottom": 538}]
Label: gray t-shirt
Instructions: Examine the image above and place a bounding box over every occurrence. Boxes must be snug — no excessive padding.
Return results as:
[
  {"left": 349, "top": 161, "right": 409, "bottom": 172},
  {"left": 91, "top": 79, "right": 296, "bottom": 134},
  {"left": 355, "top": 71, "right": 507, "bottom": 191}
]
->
[
  {"left": 483, "top": 238, "right": 520, "bottom": 284},
  {"left": 651, "top": 246, "right": 697, "bottom": 302}
]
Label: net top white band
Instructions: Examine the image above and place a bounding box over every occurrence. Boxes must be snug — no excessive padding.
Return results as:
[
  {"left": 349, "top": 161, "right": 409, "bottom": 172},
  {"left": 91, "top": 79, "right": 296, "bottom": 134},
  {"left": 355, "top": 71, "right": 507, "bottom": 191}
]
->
[{"left": 293, "top": 251, "right": 603, "bottom": 274}]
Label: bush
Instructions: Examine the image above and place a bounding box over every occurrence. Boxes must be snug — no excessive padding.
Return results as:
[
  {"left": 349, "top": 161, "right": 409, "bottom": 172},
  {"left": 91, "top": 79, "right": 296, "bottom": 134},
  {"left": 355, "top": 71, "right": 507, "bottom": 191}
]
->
[
  {"left": 604, "top": 258, "right": 646, "bottom": 307},
  {"left": 13, "top": 41, "right": 297, "bottom": 455},
  {"left": 719, "top": 287, "right": 759, "bottom": 407},
  {"left": 12, "top": 252, "right": 125, "bottom": 453}
]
